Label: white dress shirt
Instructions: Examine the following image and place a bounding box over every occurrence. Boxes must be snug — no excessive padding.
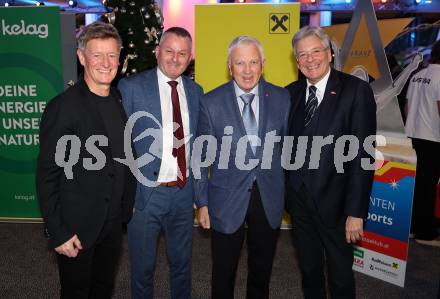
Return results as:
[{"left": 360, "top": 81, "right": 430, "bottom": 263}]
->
[
  {"left": 305, "top": 68, "right": 331, "bottom": 107},
  {"left": 157, "top": 68, "right": 191, "bottom": 182},
  {"left": 234, "top": 82, "right": 259, "bottom": 126}
]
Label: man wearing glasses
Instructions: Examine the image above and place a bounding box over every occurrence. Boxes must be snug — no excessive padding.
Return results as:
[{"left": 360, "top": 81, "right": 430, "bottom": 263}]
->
[{"left": 285, "top": 26, "right": 376, "bottom": 298}]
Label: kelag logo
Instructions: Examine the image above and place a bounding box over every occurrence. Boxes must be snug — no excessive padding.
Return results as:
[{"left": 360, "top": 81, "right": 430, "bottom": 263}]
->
[
  {"left": 353, "top": 248, "right": 364, "bottom": 258},
  {"left": 1, "top": 19, "right": 48, "bottom": 39},
  {"left": 353, "top": 248, "right": 364, "bottom": 268}
]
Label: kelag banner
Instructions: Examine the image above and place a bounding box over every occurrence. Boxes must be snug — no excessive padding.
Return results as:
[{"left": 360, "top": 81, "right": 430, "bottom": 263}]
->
[
  {"left": 353, "top": 161, "right": 415, "bottom": 287},
  {"left": 0, "top": 7, "right": 63, "bottom": 220}
]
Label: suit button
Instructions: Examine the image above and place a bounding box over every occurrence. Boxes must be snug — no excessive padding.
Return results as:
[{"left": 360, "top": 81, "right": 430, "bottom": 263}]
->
[
  {"left": 153, "top": 171, "right": 158, "bottom": 176},
  {"left": 108, "top": 173, "right": 114, "bottom": 178},
  {"left": 104, "top": 197, "right": 109, "bottom": 202},
  {"left": 44, "top": 228, "right": 51, "bottom": 239}
]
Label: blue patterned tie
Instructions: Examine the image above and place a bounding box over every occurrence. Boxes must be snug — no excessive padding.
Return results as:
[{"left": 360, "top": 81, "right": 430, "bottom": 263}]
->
[
  {"left": 240, "top": 93, "right": 257, "bottom": 153},
  {"left": 304, "top": 85, "right": 318, "bottom": 127}
]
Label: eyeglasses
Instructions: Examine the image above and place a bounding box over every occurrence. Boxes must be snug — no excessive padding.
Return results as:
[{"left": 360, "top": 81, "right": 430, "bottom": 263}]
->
[{"left": 296, "top": 48, "right": 328, "bottom": 61}]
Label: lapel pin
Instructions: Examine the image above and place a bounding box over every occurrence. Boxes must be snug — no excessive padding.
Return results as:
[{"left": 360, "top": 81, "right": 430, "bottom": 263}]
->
[
  {"left": 265, "top": 92, "right": 269, "bottom": 97},
  {"left": 330, "top": 90, "right": 336, "bottom": 95}
]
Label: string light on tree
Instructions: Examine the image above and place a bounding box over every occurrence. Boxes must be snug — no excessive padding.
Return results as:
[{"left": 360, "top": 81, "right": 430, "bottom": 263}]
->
[
  {"left": 68, "top": 0, "right": 77, "bottom": 8},
  {"left": 103, "top": 0, "right": 164, "bottom": 78}
]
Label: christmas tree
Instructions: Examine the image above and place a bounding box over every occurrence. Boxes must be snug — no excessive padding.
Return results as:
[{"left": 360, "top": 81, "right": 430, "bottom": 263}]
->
[{"left": 103, "top": 0, "right": 164, "bottom": 77}]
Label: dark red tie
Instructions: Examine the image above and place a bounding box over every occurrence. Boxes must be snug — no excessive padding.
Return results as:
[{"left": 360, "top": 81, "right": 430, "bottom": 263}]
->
[{"left": 168, "top": 80, "right": 186, "bottom": 188}]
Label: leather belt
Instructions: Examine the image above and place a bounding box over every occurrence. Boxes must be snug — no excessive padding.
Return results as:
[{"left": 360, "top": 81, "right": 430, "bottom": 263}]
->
[{"left": 159, "top": 181, "right": 178, "bottom": 187}]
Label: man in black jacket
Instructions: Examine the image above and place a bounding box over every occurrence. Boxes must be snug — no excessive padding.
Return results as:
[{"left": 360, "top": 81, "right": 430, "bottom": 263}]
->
[
  {"left": 285, "top": 26, "right": 376, "bottom": 298},
  {"left": 36, "top": 22, "right": 136, "bottom": 299}
]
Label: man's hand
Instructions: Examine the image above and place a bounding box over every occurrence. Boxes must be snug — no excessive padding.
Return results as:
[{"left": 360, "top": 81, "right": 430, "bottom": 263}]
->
[
  {"left": 197, "top": 206, "right": 210, "bottom": 229},
  {"left": 55, "top": 234, "right": 83, "bottom": 257},
  {"left": 345, "top": 216, "right": 364, "bottom": 243}
]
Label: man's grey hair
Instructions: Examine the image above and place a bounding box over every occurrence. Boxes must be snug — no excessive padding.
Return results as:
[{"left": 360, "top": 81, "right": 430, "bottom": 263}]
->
[
  {"left": 77, "top": 21, "right": 122, "bottom": 51},
  {"left": 291, "top": 26, "right": 331, "bottom": 56},
  {"left": 227, "top": 35, "right": 265, "bottom": 66}
]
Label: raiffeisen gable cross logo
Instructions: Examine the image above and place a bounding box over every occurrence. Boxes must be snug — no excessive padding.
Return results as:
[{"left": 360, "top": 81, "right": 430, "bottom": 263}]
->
[
  {"left": 1, "top": 19, "right": 48, "bottom": 39},
  {"left": 269, "top": 13, "right": 290, "bottom": 34}
]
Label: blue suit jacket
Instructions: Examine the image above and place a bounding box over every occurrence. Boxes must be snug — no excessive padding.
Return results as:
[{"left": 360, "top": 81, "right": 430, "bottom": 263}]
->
[
  {"left": 194, "top": 79, "right": 290, "bottom": 234},
  {"left": 118, "top": 68, "right": 203, "bottom": 210}
]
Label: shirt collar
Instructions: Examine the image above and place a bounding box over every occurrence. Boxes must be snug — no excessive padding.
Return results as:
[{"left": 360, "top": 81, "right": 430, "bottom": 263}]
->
[
  {"left": 157, "top": 67, "right": 183, "bottom": 86},
  {"left": 306, "top": 68, "right": 331, "bottom": 95},
  {"left": 80, "top": 77, "right": 113, "bottom": 100},
  {"left": 233, "top": 81, "right": 259, "bottom": 98}
]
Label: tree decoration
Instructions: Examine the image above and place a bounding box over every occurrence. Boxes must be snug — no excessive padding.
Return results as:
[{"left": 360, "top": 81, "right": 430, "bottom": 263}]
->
[{"left": 103, "top": 0, "right": 164, "bottom": 77}]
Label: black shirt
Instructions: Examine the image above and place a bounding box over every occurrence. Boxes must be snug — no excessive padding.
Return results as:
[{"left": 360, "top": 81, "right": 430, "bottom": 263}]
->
[{"left": 89, "top": 87, "right": 126, "bottom": 220}]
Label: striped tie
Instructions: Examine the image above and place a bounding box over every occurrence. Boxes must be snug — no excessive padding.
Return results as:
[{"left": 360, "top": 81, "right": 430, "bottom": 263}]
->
[{"left": 304, "top": 85, "right": 318, "bottom": 127}]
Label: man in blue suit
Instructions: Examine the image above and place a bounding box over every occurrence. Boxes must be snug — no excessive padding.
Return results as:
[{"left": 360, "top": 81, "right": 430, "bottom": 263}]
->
[
  {"left": 195, "top": 36, "right": 290, "bottom": 299},
  {"left": 118, "top": 27, "right": 203, "bottom": 299}
]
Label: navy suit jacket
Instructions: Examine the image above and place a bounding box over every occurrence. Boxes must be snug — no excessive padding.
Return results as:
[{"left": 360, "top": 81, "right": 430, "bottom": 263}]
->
[
  {"left": 118, "top": 68, "right": 203, "bottom": 210},
  {"left": 285, "top": 69, "right": 377, "bottom": 227},
  {"left": 194, "top": 79, "right": 290, "bottom": 234}
]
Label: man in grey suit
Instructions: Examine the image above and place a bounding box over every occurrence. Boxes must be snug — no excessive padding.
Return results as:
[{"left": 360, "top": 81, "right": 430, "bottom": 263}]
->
[
  {"left": 195, "top": 36, "right": 290, "bottom": 299},
  {"left": 118, "top": 27, "right": 203, "bottom": 299}
]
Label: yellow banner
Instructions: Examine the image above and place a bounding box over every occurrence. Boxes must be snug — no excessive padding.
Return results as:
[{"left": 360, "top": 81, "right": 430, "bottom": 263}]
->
[{"left": 195, "top": 3, "right": 300, "bottom": 92}]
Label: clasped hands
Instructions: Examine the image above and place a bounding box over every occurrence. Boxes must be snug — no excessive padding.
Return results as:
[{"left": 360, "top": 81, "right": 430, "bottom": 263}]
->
[{"left": 55, "top": 234, "right": 83, "bottom": 257}]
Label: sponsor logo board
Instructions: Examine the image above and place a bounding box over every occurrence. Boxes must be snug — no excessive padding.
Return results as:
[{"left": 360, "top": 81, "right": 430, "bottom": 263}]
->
[{"left": 353, "top": 246, "right": 405, "bottom": 287}]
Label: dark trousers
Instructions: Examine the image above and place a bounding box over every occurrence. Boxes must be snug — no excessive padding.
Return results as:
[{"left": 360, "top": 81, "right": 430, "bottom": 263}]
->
[
  {"left": 289, "top": 185, "right": 355, "bottom": 299},
  {"left": 411, "top": 138, "right": 440, "bottom": 240},
  {"left": 57, "top": 218, "right": 123, "bottom": 299},
  {"left": 438, "top": 278, "right": 440, "bottom": 299},
  {"left": 211, "top": 182, "right": 280, "bottom": 299}
]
